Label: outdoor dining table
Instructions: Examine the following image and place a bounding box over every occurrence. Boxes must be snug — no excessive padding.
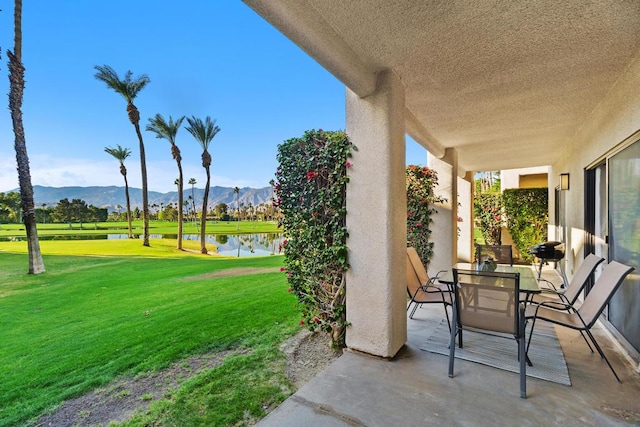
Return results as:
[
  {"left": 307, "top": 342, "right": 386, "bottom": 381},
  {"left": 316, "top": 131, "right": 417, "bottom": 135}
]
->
[{"left": 437, "top": 262, "right": 541, "bottom": 301}]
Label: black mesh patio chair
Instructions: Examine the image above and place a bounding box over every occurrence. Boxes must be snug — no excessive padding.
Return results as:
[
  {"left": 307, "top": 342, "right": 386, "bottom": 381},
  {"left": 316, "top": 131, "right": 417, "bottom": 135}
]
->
[
  {"left": 525, "top": 261, "right": 635, "bottom": 382},
  {"left": 475, "top": 244, "right": 513, "bottom": 266},
  {"left": 448, "top": 268, "right": 527, "bottom": 398},
  {"left": 406, "top": 247, "right": 452, "bottom": 329}
]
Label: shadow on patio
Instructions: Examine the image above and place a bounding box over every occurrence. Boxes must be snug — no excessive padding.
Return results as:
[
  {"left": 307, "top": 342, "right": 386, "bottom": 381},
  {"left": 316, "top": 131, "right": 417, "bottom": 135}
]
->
[{"left": 259, "top": 267, "right": 640, "bottom": 426}]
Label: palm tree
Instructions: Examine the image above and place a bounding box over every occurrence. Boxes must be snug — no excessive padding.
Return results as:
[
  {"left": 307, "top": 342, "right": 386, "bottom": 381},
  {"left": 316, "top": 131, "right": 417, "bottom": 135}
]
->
[
  {"left": 233, "top": 186, "right": 240, "bottom": 230},
  {"left": 8, "top": 0, "right": 45, "bottom": 274},
  {"left": 104, "top": 145, "right": 134, "bottom": 239},
  {"left": 146, "top": 114, "right": 185, "bottom": 249},
  {"left": 94, "top": 64, "right": 151, "bottom": 246},
  {"left": 188, "top": 177, "right": 198, "bottom": 227},
  {"left": 185, "top": 116, "right": 221, "bottom": 254}
]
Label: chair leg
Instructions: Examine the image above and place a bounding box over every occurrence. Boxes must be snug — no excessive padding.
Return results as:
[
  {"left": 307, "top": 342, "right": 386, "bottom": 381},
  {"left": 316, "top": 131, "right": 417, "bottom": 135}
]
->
[
  {"left": 448, "top": 307, "right": 458, "bottom": 378},
  {"left": 409, "top": 302, "right": 420, "bottom": 319},
  {"left": 584, "top": 329, "right": 621, "bottom": 383},
  {"left": 578, "top": 330, "right": 595, "bottom": 353},
  {"left": 443, "top": 305, "right": 451, "bottom": 332},
  {"left": 519, "top": 305, "right": 527, "bottom": 398},
  {"left": 525, "top": 317, "right": 538, "bottom": 355}
]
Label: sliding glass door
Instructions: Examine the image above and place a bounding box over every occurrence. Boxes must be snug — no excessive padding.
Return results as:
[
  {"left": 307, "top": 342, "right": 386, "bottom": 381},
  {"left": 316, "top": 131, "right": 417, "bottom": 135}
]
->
[{"left": 607, "top": 140, "right": 640, "bottom": 353}]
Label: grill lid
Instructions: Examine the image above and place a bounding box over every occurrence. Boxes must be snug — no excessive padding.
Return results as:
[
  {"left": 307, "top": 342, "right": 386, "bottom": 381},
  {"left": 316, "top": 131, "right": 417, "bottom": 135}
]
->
[{"left": 529, "top": 241, "right": 565, "bottom": 260}]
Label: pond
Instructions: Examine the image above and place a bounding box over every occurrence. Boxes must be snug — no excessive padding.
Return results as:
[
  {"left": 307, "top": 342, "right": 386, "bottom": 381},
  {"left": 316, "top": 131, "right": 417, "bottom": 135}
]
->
[
  {"left": 1, "top": 233, "right": 285, "bottom": 257},
  {"left": 113, "top": 233, "right": 285, "bottom": 257}
]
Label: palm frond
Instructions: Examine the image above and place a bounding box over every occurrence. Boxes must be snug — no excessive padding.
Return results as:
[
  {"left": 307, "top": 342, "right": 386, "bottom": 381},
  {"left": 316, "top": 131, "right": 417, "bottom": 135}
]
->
[
  {"left": 185, "top": 116, "right": 221, "bottom": 150},
  {"left": 104, "top": 144, "right": 132, "bottom": 162},
  {"left": 146, "top": 113, "right": 185, "bottom": 144},
  {"left": 94, "top": 65, "right": 150, "bottom": 102}
]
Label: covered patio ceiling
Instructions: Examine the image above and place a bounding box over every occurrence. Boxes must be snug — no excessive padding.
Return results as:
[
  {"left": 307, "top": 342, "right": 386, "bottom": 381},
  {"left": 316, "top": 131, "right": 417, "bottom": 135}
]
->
[{"left": 244, "top": 0, "right": 640, "bottom": 174}]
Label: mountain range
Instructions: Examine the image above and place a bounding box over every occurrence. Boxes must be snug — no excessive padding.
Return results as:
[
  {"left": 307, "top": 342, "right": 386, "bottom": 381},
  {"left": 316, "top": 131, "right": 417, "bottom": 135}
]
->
[{"left": 21, "top": 185, "right": 274, "bottom": 211}]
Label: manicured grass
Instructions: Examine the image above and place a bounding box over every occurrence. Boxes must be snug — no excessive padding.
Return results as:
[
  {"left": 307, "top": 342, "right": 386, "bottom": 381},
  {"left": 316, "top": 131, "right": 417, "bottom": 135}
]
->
[
  {"left": 0, "top": 240, "right": 298, "bottom": 426},
  {"left": 0, "top": 220, "right": 280, "bottom": 238}
]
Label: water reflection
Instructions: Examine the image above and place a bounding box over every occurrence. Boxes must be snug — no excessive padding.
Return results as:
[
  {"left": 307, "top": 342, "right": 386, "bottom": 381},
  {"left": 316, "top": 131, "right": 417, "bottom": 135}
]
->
[
  {"left": 2, "top": 233, "right": 284, "bottom": 257},
  {"left": 109, "top": 233, "right": 284, "bottom": 257}
]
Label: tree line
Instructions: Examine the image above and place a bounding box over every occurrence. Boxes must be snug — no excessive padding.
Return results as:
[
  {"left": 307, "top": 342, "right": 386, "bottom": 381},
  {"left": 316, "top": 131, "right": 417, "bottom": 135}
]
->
[{"left": 0, "top": 193, "right": 107, "bottom": 227}]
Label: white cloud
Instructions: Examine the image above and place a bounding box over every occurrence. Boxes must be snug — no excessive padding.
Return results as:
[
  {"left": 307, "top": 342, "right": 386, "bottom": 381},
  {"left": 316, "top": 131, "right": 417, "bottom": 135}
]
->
[{"left": 0, "top": 154, "right": 266, "bottom": 194}]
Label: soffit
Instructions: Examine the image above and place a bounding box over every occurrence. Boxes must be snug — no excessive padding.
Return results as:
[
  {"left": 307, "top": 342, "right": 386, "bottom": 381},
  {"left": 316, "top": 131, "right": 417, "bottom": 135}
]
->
[{"left": 245, "top": 0, "right": 640, "bottom": 172}]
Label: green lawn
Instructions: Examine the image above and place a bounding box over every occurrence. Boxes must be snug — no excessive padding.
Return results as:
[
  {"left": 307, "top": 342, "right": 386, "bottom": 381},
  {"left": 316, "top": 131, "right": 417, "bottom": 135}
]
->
[
  {"left": 0, "top": 220, "right": 280, "bottom": 237},
  {"left": 0, "top": 239, "right": 298, "bottom": 426}
]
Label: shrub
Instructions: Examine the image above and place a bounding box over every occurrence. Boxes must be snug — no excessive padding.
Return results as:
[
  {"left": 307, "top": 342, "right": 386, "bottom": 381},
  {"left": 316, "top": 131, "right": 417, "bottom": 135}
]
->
[
  {"left": 406, "top": 165, "right": 445, "bottom": 267},
  {"left": 274, "top": 129, "right": 356, "bottom": 348},
  {"left": 473, "top": 193, "right": 504, "bottom": 245},
  {"left": 503, "top": 188, "right": 548, "bottom": 262}
]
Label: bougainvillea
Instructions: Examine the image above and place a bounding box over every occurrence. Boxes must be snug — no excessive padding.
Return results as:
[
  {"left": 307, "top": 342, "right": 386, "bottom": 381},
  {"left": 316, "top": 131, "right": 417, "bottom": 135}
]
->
[
  {"left": 274, "top": 129, "right": 356, "bottom": 348},
  {"left": 473, "top": 193, "right": 504, "bottom": 246},
  {"left": 406, "top": 165, "right": 445, "bottom": 267}
]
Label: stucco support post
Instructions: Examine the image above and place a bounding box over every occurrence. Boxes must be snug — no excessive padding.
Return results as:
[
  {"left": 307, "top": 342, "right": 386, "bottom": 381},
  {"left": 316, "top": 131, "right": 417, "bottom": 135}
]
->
[
  {"left": 457, "top": 172, "right": 474, "bottom": 263},
  {"left": 345, "top": 70, "right": 407, "bottom": 358},
  {"left": 427, "top": 148, "right": 458, "bottom": 274}
]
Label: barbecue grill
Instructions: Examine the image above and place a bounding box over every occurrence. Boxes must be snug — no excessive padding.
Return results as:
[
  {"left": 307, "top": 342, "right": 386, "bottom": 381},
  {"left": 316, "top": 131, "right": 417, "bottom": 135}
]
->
[{"left": 529, "top": 241, "right": 565, "bottom": 279}]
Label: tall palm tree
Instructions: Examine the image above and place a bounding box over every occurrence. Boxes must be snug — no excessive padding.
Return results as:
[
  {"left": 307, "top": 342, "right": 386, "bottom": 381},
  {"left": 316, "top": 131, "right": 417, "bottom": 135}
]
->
[
  {"left": 146, "top": 114, "right": 185, "bottom": 249},
  {"left": 188, "top": 177, "right": 198, "bottom": 226},
  {"left": 94, "top": 65, "right": 151, "bottom": 246},
  {"left": 8, "top": 0, "right": 45, "bottom": 274},
  {"left": 104, "top": 145, "right": 134, "bottom": 239},
  {"left": 233, "top": 186, "right": 240, "bottom": 230},
  {"left": 185, "top": 116, "right": 221, "bottom": 254}
]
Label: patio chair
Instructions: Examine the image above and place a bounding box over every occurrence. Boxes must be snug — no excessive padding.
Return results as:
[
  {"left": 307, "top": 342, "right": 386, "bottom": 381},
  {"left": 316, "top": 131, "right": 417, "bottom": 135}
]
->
[
  {"left": 406, "top": 247, "right": 452, "bottom": 329},
  {"left": 531, "top": 253, "right": 604, "bottom": 307},
  {"left": 475, "top": 244, "right": 513, "bottom": 266},
  {"left": 525, "top": 261, "right": 635, "bottom": 382},
  {"left": 448, "top": 268, "right": 527, "bottom": 398}
]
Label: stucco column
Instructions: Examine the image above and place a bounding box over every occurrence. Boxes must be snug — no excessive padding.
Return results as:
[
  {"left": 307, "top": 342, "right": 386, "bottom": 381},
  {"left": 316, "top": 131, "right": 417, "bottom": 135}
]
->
[
  {"left": 345, "top": 70, "right": 407, "bottom": 358},
  {"left": 457, "top": 172, "right": 473, "bottom": 262},
  {"left": 427, "top": 148, "right": 458, "bottom": 274}
]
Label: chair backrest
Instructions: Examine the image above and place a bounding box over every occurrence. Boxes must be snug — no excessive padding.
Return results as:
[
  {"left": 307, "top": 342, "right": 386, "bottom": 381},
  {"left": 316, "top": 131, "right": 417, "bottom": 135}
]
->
[
  {"left": 578, "top": 261, "right": 635, "bottom": 328},
  {"left": 475, "top": 244, "right": 513, "bottom": 266},
  {"left": 563, "top": 253, "right": 605, "bottom": 304},
  {"left": 407, "top": 247, "right": 430, "bottom": 287},
  {"left": 406, "top": 250, "right": 423, "bottom": 298},
  {"left": 453, "top": 268, "right": 520, "bottom": 335}
]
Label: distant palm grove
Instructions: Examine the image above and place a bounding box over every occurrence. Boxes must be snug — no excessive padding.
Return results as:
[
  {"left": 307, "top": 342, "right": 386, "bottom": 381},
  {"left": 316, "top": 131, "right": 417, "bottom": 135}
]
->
[{"left": 0, "top": 191, "right": 281, "bottom": 225}]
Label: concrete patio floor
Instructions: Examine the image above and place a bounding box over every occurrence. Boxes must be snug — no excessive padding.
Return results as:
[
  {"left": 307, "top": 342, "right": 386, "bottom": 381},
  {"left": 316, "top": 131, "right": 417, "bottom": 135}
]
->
[{"left": 259, "top": 268, "right": 640, "bottom": 426}]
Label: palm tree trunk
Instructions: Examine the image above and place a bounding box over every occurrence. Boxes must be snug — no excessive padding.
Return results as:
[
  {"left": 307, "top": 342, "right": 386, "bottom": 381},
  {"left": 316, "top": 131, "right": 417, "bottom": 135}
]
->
[
  {"left": 200, "top": 169, "right": 210, "bottom": 254},
  {"left": 177, "top": 166, "right": 184, "bottom": 250},
  {"left": 132, "top": 119, "right": 150, "bottom": 247},
  {"left": 8, "top": 0, "right": 45, "bottom": 274},
  {"left": 123, "top": 173, "right": 133, "bottom": 239}
]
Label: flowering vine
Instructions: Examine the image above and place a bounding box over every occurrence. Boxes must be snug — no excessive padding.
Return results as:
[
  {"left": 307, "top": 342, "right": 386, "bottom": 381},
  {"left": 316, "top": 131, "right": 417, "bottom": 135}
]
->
[
  {"left": 473, "top": 193, "right": 504, "bottom": 245},
  {"left": 406, "top": 165, "right": 445, "bottom": 266},
  {"left": 274, "top": 129, "right": 356, "bottom": 348}
]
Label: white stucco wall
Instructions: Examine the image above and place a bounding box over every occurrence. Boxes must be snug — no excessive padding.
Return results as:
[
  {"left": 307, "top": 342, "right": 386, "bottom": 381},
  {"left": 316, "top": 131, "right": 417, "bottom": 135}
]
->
[
  {"left": 501, "top": 166, "right": 550, "bottom": 191},
  {"left": 551, "top": 53, "right": 640, "bottom": 277}
]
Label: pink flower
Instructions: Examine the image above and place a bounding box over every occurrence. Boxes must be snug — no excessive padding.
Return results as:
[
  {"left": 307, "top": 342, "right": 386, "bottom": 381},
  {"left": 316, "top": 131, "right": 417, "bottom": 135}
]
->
[
  {"left": 299, "top": 320, "right": 305, "bottom": 326},
  {"left": 283, "top": 239, "right": 288, "bottom": 246},
  {"left": 345, "top": 161, "right": 352, "bottom": 168},
  {"left": 306, "top": 171, "right": 318, "bottom": 181},
  {"left": 313, "top": 317, "right": 319, "bottom": 324}
]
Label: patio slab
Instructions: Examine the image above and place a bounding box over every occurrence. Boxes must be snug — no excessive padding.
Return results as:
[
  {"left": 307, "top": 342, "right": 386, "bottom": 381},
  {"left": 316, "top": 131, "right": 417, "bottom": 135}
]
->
[{"left": 258, "top": 268, "right": 640, "bottom": 426}]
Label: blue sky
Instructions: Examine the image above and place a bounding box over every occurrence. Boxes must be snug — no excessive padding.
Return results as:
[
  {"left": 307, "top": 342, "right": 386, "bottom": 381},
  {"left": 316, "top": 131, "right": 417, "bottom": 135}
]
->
[{"left": 1, "top": 1, "right": 427, "bottom": 193}]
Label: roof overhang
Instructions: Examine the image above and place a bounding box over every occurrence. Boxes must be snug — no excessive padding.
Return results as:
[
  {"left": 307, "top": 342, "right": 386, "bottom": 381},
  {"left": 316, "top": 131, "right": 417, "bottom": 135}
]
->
[{"left": 243, "top": 0, "right": 640, "bottom": 172}]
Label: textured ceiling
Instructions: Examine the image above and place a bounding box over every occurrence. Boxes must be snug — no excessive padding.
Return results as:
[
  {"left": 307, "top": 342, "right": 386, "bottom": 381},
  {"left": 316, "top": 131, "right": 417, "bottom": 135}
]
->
[{"left": 244, "top": 0, "right": 640, "bottom": 172}]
